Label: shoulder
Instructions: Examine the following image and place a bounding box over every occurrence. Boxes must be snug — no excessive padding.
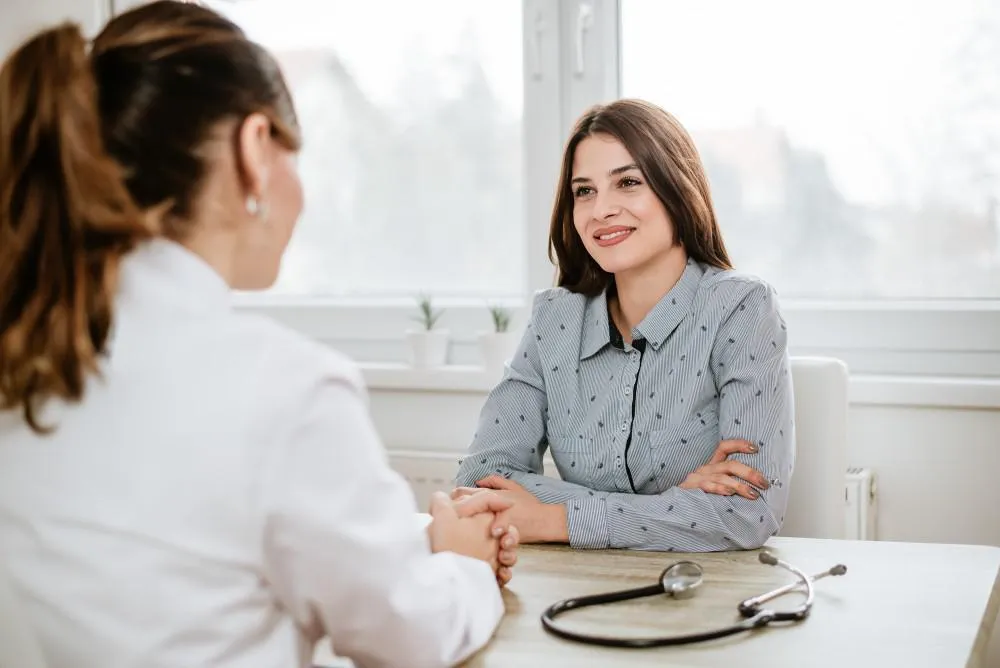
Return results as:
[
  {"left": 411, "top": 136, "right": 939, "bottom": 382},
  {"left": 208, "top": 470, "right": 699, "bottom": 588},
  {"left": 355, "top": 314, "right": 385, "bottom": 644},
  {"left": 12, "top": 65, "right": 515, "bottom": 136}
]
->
[
  {"left": 697, "top": 267, "right": 781, "bottom": 318},
  {"left": 228, "top": 311, "right": 364, "bottom": 396},
  {"left": 529, "top": 287, "right": 591, "bottom": 329}
]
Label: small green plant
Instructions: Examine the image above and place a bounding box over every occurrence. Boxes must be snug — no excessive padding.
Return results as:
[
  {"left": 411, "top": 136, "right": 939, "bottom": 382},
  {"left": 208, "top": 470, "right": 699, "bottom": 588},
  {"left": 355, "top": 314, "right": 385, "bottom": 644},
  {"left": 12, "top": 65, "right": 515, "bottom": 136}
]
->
[
  {"left": 489, "top": 305, "right": 512, "bottom": 333},
  {"left": 412, "top": 294, "right": 443, "bottom": 331}
]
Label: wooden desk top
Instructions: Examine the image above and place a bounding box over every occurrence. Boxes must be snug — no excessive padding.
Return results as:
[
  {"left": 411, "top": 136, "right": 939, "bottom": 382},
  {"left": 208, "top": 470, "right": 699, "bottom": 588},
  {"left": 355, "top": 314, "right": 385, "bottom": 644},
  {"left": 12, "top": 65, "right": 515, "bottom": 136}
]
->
[{"left": 464, "top": 537, "right": 1000, "bottom": 668}]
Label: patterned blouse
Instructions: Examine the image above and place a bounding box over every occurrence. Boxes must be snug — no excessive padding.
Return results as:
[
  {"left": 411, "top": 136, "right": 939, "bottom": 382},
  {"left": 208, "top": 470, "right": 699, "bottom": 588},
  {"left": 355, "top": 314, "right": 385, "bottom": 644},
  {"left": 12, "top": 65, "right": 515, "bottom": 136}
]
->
[{"left": 456, "top": 259, "right": 794, "bottom": 551}]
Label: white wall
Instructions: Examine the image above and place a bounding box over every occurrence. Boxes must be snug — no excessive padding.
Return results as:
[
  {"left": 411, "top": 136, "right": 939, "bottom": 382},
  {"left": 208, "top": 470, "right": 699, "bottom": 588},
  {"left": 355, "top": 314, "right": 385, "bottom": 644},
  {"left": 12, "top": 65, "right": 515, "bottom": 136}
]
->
[{"left": 0, "top": 0, "right": 107, "bottom": 56}]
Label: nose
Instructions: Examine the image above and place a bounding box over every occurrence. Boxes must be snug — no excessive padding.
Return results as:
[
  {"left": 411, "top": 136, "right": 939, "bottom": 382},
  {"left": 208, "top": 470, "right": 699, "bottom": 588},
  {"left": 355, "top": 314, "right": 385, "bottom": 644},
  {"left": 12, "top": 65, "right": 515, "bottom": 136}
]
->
[{"left": 592, "top": 190, "right": 621, "bottom": 221}]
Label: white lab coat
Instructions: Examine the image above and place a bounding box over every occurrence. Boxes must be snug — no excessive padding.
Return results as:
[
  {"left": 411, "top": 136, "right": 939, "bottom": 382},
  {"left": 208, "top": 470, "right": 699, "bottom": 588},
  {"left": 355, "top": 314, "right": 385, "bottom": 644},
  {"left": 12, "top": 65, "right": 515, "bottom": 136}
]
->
[{"left": 0, "top": 239, "right": 503, "bottom": 668}]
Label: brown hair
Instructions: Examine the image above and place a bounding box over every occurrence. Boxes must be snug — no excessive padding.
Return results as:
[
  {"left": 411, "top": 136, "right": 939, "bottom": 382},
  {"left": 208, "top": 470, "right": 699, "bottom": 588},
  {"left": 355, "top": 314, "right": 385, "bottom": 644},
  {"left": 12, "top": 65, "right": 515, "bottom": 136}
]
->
[
  {"left": 0, "top": 1, "right": 301, "bottom": 433},
  {"left": 548, "top": 98, "right": 732, "bottom": 296}
]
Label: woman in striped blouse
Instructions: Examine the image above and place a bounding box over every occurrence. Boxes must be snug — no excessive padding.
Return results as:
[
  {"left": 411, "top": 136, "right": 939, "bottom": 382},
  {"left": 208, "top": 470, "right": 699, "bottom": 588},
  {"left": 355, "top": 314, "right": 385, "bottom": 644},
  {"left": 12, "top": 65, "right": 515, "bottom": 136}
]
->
[{"left": 454, "top": 99, "right": 794, "bottom": 552}]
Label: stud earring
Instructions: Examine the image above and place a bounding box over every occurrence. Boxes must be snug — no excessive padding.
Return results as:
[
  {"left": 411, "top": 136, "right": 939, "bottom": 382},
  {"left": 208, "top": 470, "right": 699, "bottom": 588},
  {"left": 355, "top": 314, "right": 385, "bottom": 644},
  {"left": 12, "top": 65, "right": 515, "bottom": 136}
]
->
[{"left": 245, "top": 194, "right": 269, "bottom": 221}]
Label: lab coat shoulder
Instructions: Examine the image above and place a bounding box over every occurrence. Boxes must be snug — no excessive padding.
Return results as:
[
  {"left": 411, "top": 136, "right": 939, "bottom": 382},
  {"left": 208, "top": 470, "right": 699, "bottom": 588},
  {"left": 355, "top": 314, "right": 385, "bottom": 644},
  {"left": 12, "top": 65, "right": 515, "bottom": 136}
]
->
[{"left": 229, "top": 311, "right": 366, "bottom": 401}]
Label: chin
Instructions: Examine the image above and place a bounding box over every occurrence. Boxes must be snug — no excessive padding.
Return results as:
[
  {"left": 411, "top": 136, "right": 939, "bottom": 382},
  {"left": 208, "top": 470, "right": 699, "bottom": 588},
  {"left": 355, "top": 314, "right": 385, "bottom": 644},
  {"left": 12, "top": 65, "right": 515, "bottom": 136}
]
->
[
  {"left": 590, "top": 247, "right": 646, "bottom": 275},
  {"left": 233, "top": 271, "right": 279, "bottom": 292}
]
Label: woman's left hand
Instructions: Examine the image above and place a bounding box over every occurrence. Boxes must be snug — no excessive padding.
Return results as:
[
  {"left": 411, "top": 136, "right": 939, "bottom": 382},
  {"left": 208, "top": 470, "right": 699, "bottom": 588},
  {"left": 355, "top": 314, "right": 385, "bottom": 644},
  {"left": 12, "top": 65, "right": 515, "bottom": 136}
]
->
[{"left": 458, "top": 476, "right": 569, "bottom": 544}]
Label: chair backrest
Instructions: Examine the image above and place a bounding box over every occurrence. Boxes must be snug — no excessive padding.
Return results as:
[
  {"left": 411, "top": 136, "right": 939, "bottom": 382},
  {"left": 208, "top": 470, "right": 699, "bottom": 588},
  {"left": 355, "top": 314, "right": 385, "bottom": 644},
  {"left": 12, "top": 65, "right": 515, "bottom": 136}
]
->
[
  {"left": 780, "top": 356, "right": 849, "bottom": 539},
  {"left": 0, "top": 561, "right": 48, "bottom": 668}
]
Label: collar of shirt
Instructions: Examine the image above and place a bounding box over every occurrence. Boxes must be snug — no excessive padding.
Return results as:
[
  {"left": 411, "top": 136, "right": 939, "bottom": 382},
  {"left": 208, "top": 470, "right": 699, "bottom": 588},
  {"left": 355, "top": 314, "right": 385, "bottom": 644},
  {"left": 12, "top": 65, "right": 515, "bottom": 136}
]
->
[
  {"left": 579, "top": 259, "right": 705, "bottom": 360},
  {"left": 118, "top": 237, "right": 232, "bottom": 313}
]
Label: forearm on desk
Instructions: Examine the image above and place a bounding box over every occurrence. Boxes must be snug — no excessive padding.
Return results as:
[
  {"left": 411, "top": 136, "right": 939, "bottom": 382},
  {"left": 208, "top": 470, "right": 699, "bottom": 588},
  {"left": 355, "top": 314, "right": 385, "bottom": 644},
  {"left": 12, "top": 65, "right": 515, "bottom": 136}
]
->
[
  {"left": 563, "top": 486, "right": 784, "bottom": 551},
  {"left": 474, "top": 464, "right": 783, "bottom": 552}
]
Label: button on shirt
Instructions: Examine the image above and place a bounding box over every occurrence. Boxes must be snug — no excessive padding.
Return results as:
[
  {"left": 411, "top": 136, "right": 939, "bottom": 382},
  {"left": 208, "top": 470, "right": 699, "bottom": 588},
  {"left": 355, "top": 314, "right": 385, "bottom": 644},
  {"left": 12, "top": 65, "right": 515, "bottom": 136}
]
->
[{"left": 456, "top": 260, "right": 794, "bottom": 552}]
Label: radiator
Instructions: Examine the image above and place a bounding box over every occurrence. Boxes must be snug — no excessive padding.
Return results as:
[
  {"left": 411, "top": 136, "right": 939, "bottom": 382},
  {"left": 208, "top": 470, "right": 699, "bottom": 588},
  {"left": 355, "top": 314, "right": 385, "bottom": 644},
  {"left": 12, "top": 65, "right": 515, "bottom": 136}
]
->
[
  {"left": 845, "top": 466, "right": 878, "bottom": 540},
  {"left": 390, "top": 451, "right": 879, "bottom": 540}
]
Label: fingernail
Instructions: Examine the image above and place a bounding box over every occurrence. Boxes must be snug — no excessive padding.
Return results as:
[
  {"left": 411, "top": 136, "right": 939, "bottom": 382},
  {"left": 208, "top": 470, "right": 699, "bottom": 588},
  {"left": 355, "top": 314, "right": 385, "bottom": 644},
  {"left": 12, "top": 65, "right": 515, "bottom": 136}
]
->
[
  {"left": 492, "top": 527, "right": 505, "bottom": 537},
  {"left": 750, "top": 489, "right": 759, "bottom": 498},
  {"left": 502, "top": 537, "right": 514, "bottom": 548},
  {"left": 748, "top": 444, "right": 758, "bottom": 453}
]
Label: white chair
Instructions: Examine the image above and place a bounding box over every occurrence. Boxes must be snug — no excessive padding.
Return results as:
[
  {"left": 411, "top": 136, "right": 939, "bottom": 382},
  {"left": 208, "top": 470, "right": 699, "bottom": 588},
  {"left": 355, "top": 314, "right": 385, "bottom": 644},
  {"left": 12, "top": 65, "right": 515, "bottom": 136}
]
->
[
  {"left": 0, "top": 561, "right": 48, "bottom": 668},
  {"left": 779, "top": 356, "right": 850, "bottom": 540}
]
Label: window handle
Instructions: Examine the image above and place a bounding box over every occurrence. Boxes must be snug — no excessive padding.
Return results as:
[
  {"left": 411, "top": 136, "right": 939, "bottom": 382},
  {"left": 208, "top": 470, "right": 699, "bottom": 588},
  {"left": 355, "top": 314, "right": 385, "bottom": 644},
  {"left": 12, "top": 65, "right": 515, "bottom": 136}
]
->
[{"left": 575, "top": 1, "right": 595, "bottom": 76}]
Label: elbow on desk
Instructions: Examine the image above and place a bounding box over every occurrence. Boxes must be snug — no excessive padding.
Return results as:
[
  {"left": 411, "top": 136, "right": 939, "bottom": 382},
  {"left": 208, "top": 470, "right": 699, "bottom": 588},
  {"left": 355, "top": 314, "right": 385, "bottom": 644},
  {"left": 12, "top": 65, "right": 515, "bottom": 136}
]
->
[{"left": 723, "top": 503, "right": 783, "bottom": 551}]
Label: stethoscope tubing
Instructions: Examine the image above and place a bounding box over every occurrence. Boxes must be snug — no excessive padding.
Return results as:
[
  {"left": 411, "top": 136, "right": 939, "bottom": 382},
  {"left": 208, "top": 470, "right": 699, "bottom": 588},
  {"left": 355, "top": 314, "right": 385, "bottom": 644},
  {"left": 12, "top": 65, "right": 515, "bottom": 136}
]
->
[{"left": 540, "top": 552, "right": 842, "bottom": 648}]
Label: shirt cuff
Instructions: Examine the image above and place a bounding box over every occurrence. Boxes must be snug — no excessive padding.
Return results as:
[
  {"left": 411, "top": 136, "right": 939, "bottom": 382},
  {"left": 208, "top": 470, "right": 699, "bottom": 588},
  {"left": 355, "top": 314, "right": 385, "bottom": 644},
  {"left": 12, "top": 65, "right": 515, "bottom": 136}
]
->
[{"left": 565, "top": 496, "right": 610, "bottom": 549}]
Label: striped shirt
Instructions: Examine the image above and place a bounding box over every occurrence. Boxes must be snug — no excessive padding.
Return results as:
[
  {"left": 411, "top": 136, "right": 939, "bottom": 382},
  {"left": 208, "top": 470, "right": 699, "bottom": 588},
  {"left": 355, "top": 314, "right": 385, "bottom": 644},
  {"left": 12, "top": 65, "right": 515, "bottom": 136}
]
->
[{"left": 455, "top": 260, "right": 794, "bottom": 551}]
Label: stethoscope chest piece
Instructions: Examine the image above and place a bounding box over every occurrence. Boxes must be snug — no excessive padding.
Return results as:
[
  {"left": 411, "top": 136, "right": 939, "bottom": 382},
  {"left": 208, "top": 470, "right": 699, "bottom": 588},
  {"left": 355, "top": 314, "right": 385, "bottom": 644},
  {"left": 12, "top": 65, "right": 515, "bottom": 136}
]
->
[{"left": 659, "top": 560, "right": 703, "bottom": 599}]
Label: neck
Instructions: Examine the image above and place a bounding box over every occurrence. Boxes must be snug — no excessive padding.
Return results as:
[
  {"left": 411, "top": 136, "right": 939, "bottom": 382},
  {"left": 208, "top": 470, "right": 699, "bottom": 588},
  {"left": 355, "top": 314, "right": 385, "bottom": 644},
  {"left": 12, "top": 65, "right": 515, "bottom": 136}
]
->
[
  {"left": 176, "top": 227, "right": 240, "bottom": 288},
  {"left": 611, "top": 245, "right": 689, "bottom": 337}
]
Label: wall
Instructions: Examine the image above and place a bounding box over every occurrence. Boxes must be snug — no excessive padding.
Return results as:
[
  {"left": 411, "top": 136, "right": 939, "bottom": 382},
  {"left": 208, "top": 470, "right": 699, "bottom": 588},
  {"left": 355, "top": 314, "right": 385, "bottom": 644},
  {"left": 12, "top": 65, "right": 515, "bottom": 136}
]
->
[{"left": 0, "top": 0, "right": 108, "bottom": 55}]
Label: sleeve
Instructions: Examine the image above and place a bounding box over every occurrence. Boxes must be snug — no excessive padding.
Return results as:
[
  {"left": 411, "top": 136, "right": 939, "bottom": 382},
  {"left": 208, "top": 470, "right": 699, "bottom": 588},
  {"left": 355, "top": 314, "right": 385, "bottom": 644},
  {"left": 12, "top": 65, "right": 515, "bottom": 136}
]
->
[
  {"left": 548, "top": 281, "right": 795, "bottom": 552},
  {"left": 258, "top": 371, "right": 504, "bottom": 668},
  {"left": 454, "top": 302, "right": 594, "bottom": 502}
]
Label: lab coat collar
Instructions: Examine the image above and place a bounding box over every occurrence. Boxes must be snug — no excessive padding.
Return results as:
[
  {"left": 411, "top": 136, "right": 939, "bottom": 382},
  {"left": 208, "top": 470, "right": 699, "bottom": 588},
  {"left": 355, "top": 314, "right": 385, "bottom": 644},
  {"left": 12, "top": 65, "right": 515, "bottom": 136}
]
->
[{"left": 119, "top": 237, "right": 232, "bottom": 312}]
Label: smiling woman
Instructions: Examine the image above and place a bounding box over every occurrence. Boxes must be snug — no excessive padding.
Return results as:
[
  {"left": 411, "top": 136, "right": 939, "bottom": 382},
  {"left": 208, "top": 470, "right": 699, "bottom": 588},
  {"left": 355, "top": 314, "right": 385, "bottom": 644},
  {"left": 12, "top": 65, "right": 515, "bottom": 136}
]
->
[{"left": 455, "top": 99, "right": 794, "bottom": 553}]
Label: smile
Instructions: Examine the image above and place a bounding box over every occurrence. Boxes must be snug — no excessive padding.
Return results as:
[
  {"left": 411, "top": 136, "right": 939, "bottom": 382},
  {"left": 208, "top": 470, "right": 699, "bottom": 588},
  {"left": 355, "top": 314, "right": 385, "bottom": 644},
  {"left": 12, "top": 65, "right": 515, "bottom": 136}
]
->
[{"left": 594, "top": 227, "right": 635, "bottom": 247}]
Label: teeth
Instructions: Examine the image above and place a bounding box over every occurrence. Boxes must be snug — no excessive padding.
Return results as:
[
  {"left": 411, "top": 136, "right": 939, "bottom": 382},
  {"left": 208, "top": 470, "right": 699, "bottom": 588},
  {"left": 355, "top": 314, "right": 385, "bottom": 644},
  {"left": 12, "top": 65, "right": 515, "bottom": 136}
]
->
[{"left": 599, "top": 229, "right": 632, "bottom": 241}]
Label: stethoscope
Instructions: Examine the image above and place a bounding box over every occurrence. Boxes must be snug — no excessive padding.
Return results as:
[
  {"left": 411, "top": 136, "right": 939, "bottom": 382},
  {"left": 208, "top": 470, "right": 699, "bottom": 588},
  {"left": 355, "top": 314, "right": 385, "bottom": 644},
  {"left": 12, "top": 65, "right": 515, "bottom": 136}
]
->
[{"left": 541, "top": 551, "right": 847, "bottom": 647}]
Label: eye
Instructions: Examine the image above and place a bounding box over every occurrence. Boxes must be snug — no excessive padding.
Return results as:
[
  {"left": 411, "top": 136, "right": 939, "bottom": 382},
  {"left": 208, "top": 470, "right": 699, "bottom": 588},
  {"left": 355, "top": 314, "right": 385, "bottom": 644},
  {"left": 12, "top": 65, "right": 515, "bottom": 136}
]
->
[
  {"left": 573, "top": 185, "right": 594, "bottom": 198},
  {"left": 619, "top": 176, "right": 642, "bottom": 188}
]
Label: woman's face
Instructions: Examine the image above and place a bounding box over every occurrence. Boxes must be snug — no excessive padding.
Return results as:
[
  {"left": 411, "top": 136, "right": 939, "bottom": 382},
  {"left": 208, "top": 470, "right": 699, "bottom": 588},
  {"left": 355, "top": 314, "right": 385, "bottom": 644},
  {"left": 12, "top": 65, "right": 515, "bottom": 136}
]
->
[{"left": 571, "top": 133, "right": 678, "bottom": 276}]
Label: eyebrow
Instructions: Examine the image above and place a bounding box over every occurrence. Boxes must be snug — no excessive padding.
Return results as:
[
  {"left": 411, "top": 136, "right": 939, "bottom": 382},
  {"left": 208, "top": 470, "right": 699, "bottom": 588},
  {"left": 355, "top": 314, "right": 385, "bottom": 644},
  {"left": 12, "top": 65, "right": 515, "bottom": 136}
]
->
[{"left": 570, "top": 163, "right": 640, "bottom": 184}]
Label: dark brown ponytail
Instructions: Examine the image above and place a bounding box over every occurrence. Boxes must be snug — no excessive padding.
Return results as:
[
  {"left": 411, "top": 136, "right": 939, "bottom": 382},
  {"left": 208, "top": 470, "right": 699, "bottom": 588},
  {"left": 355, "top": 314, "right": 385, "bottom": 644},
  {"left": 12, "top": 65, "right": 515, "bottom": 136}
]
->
[{"left": 0, "top": 24, "right": 151, "bottom": 433}]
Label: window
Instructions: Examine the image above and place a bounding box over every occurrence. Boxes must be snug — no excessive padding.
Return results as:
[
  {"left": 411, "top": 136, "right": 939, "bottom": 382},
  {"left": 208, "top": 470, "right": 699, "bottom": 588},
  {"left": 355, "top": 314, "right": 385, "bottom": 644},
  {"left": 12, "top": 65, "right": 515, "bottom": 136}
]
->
[
  {"left": 203, "top": 0, "right": 526, "bottom": 299},
  {"left": 154, "top": 0, "right": 998, "bottom": 376},
  {"left": 620, "top": 0, "right": 1000, "bottom": 300}
]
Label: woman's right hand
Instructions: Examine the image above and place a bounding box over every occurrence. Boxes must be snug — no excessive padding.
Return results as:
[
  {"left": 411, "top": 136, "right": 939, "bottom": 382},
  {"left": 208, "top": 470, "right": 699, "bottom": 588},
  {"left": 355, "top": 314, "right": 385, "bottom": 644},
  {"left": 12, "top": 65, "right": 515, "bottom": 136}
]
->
[
  {"left": 427, "top": 491, "right": 504, "bottom": 573},
  {"left": 678, "top": 439, "right": 770, "bottom": 500}
]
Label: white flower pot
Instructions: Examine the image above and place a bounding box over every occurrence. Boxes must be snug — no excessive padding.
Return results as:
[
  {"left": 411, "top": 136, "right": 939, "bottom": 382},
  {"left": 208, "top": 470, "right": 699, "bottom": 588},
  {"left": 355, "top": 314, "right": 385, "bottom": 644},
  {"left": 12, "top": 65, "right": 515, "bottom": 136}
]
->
[
  {"left": 478, "top": 331, "right": 519, "bottom": 376},
  {"left": 405, "top": 329, "right": 450, "bottom": 368}
]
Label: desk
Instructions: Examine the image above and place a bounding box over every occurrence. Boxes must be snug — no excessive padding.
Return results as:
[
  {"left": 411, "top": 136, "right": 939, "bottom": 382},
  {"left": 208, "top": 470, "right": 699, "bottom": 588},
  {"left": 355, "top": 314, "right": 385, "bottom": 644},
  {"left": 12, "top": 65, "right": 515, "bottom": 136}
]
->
[{"left": 464, "top": 538, "right": 1000, "bottom": 668}]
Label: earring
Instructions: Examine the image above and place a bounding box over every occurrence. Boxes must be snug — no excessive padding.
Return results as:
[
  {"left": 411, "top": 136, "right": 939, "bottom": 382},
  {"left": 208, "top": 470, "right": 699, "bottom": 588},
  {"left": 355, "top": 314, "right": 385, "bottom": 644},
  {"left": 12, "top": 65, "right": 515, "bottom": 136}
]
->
[{"left": 245, "top": 194, "right": 269, "bottom": 222}]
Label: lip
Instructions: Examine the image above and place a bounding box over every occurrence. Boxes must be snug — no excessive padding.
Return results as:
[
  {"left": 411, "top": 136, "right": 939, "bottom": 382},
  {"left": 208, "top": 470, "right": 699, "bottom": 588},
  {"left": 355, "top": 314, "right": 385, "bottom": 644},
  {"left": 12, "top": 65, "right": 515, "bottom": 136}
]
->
[{"left": 593, "top": 225, "right": 636, "bottom": 248}]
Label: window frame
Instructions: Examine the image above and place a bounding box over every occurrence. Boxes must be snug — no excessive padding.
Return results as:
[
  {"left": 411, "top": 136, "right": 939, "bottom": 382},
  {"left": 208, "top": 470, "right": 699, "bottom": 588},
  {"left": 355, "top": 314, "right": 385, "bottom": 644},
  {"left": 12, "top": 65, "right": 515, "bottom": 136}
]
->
[{"left": 113, "top": 0, "right": 1000, "bottom": 378}]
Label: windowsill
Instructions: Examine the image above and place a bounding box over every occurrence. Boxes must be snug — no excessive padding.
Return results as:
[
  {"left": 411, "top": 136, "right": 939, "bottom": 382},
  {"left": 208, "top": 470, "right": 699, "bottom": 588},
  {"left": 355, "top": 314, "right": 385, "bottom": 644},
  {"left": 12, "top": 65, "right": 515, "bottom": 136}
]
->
[
  {"left": 357, "top": 362, "right": 1000, "bottom": 409},
  {"left": 360, "top": 362, "right": 500, "bottom": 394}
]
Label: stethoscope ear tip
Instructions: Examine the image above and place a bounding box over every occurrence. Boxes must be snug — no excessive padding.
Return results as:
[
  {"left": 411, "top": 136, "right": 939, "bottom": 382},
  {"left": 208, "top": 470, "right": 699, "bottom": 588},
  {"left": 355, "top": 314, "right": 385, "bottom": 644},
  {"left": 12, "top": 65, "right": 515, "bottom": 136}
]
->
[{"left": 758, "top": 551, "right": 779, "bottom": 566}]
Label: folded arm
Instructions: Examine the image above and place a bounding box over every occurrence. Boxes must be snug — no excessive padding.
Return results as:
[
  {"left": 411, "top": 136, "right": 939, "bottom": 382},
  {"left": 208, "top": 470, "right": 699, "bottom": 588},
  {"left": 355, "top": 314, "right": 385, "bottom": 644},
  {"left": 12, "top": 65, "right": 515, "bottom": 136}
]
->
[
  {"left": 559, "top": 281, "right": 794, "bottom": 551},
  {"left": 459, "top": 282, "right": 793, "bottom": 552}
]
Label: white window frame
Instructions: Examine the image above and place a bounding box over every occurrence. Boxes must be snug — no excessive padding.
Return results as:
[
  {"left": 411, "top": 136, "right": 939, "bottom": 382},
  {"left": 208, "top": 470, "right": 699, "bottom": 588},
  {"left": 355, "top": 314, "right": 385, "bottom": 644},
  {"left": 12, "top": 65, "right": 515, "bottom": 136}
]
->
[{"left": 112, "top": 0, "right": 1000, "bottom": 379}]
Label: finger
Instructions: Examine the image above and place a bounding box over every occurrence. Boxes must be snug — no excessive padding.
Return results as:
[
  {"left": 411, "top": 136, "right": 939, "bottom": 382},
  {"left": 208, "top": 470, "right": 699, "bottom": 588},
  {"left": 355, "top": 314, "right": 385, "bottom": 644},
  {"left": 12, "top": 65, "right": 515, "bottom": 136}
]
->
[
  {"left": 476, "top": 475, "right": 521, "bottom": 491},
  {"left": 497, "top": 566, "right": 513, "bottom": 587},
  {"left": 710, "top": 473, "right": 758, "bottom": 500},
  {"left": 718, "top": 461, "right": 769, "bottom": 489},
  {"left": 429, "top": 491, "right": 458, "bottom": 519},
  {"left": 708, "top": 439, "right": 757, "bottom": 465},
  {"left": 700, "top": 480, "right": 735, "bottom": 496},
  {"left": 501, "top": 525, "right": 520, "bottom": 550},
  {"left": 453, "top": 491, "right": 514, "bottom": 518},
  {"left": 498, "top": 549, "right": 518, "bottom": 567},
  {"left": 450, "top": 486, "right": 481, "bottom": 500}
]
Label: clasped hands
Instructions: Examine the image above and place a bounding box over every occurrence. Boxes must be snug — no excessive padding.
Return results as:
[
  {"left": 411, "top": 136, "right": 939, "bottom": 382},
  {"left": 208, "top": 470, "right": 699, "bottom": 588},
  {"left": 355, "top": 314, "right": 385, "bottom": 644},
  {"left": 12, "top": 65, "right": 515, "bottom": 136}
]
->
[{"left": 446, "top": 438, "right": 769, "bottom": 576}]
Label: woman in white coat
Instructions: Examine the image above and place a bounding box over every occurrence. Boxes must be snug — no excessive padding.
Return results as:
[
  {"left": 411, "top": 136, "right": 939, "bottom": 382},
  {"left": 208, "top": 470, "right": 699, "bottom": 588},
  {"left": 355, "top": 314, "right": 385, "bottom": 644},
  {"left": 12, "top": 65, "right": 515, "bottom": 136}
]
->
[{"left": 0, "top": 2, "right": 517, "bottom": 667}]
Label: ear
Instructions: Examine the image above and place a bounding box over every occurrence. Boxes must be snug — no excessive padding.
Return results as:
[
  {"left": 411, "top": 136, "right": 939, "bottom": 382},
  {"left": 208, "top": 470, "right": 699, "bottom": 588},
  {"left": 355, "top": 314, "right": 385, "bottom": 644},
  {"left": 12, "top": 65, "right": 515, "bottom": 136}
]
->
[{"left": 235, "top": 112, "right": 273, "bottom": 201}]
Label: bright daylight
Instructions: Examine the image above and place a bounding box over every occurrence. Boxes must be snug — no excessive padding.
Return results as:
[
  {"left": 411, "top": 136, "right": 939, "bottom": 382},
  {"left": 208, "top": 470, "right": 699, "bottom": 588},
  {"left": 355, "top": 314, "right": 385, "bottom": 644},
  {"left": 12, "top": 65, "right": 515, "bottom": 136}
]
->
[{"left": 0, "top": 1, "right": 998, "bottom": 668}]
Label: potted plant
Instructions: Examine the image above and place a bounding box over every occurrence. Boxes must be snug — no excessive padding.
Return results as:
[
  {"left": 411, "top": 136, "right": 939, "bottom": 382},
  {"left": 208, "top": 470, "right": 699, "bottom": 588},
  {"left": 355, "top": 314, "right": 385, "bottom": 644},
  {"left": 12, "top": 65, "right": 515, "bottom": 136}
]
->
[
  {"left": 405, "top": 294, "right": 449, "bottom": 368},
  {"left": 478, "top": 305, "right": 518, "bottom": 375}
]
